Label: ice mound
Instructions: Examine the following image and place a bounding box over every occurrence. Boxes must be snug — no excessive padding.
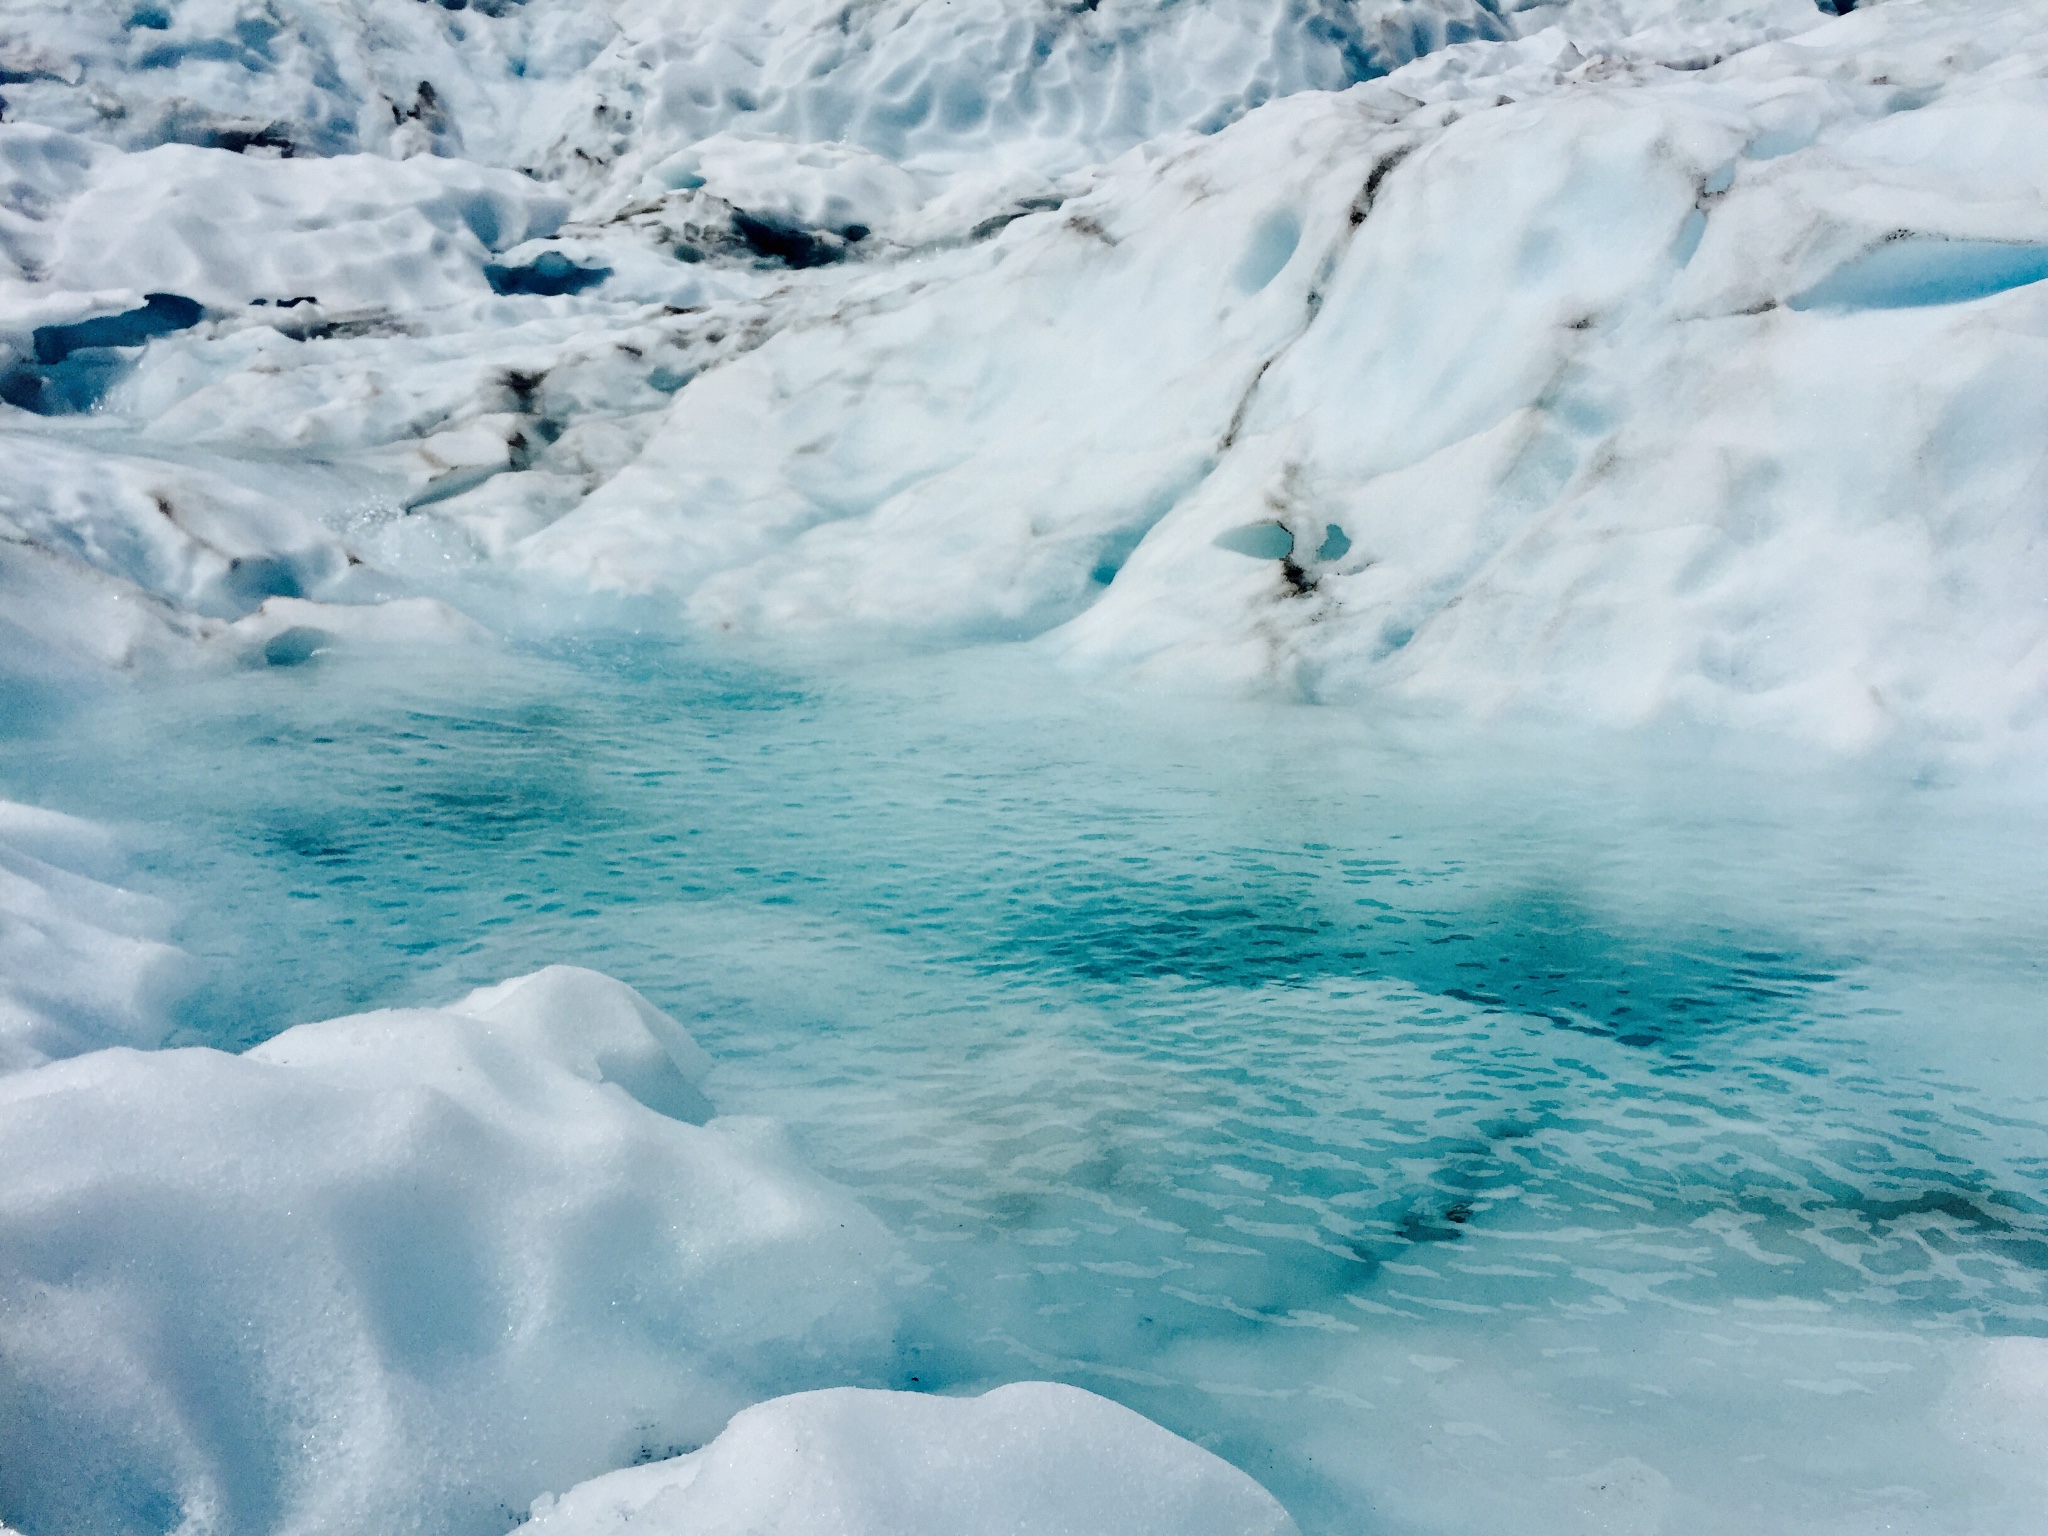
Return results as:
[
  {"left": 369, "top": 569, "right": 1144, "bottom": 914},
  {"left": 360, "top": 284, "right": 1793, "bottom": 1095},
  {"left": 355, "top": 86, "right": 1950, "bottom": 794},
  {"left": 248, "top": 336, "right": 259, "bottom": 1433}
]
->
[
  {"left": 520, "top": 1381, "right": 1299, "bottom": 1536},
  {"left": 0, "top": 431, "right": 358, "bottom": 615},
  {"left": 6, "top": 0, "right": 2047, "bottom": 758},
  {"left": 0, "top": 799, "right": 186, "bottom": 1074},
  {"left": 0, "top": 121, "right": 566, "bottom": 357},
  {"left": 0, "top": 425, "right": 410, "bottom": 689},
  {"left": 511, "top": 0, "right": 2048, "bottom": 750},
  {"left": 0, "top": 0, "right": 605, "bottom": 164},
  {"left": 0, "top": 966, "right": 899, "bottom": 1536}
]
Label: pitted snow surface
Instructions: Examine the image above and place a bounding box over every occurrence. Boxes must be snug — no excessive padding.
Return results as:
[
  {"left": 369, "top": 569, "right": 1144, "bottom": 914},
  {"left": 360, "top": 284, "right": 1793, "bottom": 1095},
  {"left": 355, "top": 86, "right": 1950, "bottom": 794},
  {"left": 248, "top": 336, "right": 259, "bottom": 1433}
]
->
[{"left": 0, "top": 966, "right": 896, "bottom": 1536}]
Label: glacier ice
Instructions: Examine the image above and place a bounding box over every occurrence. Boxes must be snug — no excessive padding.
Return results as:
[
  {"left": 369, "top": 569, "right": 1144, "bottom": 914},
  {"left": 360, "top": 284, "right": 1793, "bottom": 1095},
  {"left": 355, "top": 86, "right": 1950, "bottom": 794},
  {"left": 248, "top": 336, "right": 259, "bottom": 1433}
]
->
[
  {"left": 0, "top": 798, "right": 186, "bottom": 1072},
  {"left": 0, "top": 966, "right": 898, "bottom": 1536},
  {"left": 7, "top": 0, "right": 2048, "bottom": 1532},
  {"left": 6, "top": 0, "right": 2046, "bottom": 746},
  {"left": 519, "top": 1382, "right": 1300, "bottom": 1536}
]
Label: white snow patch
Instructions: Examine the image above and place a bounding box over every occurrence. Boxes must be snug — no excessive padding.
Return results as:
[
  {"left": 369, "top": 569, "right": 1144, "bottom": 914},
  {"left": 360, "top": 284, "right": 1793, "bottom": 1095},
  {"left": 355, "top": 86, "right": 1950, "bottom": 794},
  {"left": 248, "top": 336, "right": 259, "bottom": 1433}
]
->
[
  {"left": 0, "top": 966, "right": 899, "bottom": 1536},
  {"left": 520, "top": 1381, "right": 1299, "bottom": 1536}
]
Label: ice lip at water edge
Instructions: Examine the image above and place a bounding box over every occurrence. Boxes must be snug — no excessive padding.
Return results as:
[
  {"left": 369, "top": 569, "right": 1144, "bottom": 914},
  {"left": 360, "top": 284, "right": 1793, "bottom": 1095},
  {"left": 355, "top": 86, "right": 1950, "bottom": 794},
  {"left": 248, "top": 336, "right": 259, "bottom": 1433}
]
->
[
  {"left": 520, "top": 1382, "right": 1300, "bottom": 1536},
  {"left": 0, "top": 798, "right": 188, "bottom": 1074}
]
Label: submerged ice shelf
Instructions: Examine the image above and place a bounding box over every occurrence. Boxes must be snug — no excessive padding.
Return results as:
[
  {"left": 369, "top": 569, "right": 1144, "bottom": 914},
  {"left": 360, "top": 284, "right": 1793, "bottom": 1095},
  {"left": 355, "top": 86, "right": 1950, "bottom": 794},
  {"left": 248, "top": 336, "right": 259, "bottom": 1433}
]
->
[{"left": 6, "top": 0, "right": 2048, "bottom": 1531}]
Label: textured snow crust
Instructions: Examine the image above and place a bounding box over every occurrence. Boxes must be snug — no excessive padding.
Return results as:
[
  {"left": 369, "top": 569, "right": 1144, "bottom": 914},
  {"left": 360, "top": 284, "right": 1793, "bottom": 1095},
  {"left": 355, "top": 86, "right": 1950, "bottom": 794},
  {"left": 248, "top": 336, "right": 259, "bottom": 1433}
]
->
[
  {"left": 0, "top": 966, "right": 902, "bottom": 1536},
  {"left": 0, "top": 798, "right": 186, "bottom": 1073},
  {"left": 521, "top": 1381, "right": 1300, "bottom": 1536},
  {"left": 4, "top": 0, "right": 1807, "bottom": 186},
  {"left": 9, "top": 0, "right": 2048, "bottom": 750}
]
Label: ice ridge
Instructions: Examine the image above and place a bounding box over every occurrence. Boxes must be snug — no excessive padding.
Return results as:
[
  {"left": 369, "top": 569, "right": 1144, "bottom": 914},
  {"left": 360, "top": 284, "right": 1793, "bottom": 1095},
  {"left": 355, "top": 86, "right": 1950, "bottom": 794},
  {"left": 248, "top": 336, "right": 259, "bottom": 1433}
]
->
[{"left": 10, "top": 0, "right": 2045, "bottom": 751}]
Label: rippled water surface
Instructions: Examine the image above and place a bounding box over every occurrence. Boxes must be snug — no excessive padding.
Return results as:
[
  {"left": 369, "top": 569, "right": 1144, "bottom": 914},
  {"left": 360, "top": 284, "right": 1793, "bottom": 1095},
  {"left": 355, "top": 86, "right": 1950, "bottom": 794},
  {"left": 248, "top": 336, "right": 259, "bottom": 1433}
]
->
[{"left": 11, "top": 638, "right": 2048, "bottom": 1533}]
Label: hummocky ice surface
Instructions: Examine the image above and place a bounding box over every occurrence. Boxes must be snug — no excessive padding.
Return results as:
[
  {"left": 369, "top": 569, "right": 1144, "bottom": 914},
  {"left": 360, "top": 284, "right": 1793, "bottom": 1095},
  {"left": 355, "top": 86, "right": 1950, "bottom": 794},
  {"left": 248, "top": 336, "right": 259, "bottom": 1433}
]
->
[
  {"left": 11, "top": 0, "right": 2048, "bottom": 751},
  {"left": 6, "top": 1, "right": 2048, "bottom": 1534}
]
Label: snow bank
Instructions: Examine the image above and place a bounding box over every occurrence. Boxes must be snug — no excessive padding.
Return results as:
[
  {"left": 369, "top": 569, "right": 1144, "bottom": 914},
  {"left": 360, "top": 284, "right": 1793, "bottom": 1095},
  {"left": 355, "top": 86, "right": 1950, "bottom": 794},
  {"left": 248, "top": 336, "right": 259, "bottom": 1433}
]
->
[
  {"left": 0, "top": 799, "right": 185, "bottom": 1074},
  {"left": 521, "top": 1382, "right": 1300, "bottom": 1536},
  {"left": 1064, "top": 0, "right": 2048, "bottom": 748},
  {"left": 0, "top": 426, "right": 418, "bottom": 683},
  {"left": 7, "top": 0, "right": 2048, "bottom": 756},
  {"left": 33, "top": 140, "right": 562, "bottom": 311},
  {"left": 0, "top": 966, "right": 899, "bottom": 1536},
  {"left": 0, "top": 125, "right": 565, "bottom": 382},
  {"left": 514, "top": 0, "right": 2048, "bottom": 750},
  {"left": 0, "top": 430, "right": 357, "bottom": 619}
]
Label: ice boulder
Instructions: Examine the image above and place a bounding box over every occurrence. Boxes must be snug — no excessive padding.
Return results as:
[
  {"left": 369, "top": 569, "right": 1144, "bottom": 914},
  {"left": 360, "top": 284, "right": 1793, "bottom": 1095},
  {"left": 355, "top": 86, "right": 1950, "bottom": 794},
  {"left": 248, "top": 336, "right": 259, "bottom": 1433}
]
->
[
  {"left": 227, "top": 595, "right": 496, "bottom": 667},
  {"left": 0, "top": 967, "right": 898, "bottom": 1536},
  {"left": 521, "top": 1381, "right": 1300, "bottom": 1536}
]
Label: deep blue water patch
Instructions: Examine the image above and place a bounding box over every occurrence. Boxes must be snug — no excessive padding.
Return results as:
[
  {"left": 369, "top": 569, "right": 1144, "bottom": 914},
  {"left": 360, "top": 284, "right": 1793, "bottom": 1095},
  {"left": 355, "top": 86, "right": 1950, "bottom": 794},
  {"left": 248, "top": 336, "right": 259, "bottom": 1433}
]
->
[
  {"left": 32, "top": 294, "right": 205, "bottom": 364},
  {"left": 483, "top": 252, "right": 612, "bottom": 297},
  {"left": 1789, "top": 237, "right": 2048, "bottom": 311},
  {"left": 2, "top": 294, "right": 205, "bottom": 414},
  {"left": 7, "top": 637, "right": 2048, "bottom": 1533}
]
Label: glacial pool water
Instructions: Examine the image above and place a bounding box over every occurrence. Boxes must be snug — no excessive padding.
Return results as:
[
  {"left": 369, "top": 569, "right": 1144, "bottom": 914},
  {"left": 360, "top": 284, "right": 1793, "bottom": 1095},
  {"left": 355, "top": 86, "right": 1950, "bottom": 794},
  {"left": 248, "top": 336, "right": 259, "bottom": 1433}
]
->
[{"left": 9, "top": 634, "right": 2048, "bottom": 1536}]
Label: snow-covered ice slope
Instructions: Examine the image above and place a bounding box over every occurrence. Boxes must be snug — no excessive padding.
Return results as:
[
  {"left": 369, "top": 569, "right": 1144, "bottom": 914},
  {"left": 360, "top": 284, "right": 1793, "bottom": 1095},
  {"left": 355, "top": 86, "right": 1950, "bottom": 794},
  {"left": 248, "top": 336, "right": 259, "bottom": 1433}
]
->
[
  {"left": 0, "top": 966, "right": 899, "bottom": 1536},
  {"left": 519, "top": 1382, "right": 1300, "bottom": 1536},
  {"left": 520, "top": 0, "right": 2048, "bottom": 749},
  {"left": 10, "top": 0, "right": 2044, "bottom": 751},
  {"left": 1063, "top": 0, "right": 2048, "bottom": 748}
]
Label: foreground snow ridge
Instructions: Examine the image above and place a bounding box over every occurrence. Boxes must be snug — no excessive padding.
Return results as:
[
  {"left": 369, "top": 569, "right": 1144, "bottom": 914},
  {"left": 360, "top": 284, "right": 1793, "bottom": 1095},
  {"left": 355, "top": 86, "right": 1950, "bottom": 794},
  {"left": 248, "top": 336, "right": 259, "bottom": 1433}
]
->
[
  {"left": 0, "top": 964, "right": 1295, "bottom": 1536},
  {"left": 522, "top": 1382, "right": 1299, "bottom": 1536},
  {"left": 0, "top": 968, "right": 887, "bottom": 1535}
]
